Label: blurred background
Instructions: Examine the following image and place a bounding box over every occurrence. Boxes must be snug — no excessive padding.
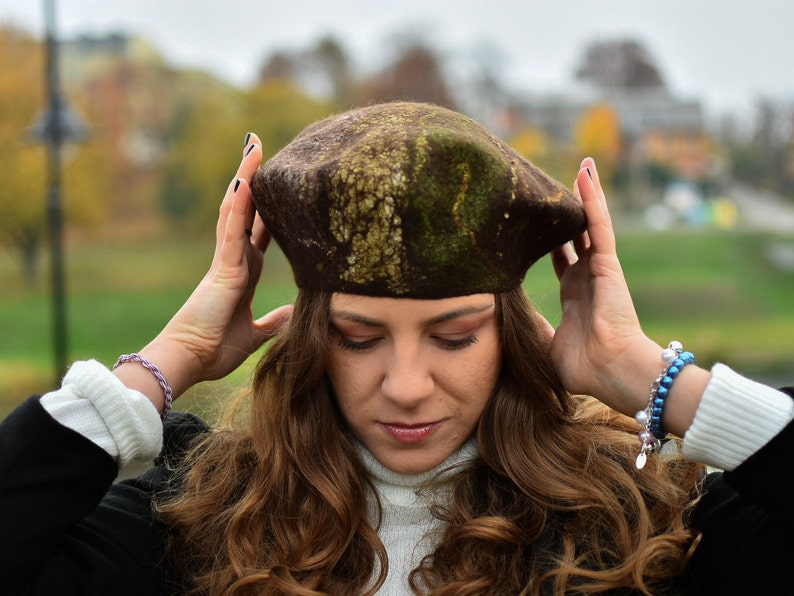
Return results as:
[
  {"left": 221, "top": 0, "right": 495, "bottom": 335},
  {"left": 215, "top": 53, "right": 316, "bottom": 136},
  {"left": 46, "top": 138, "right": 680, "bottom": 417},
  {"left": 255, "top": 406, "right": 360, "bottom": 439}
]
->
[{"left": 2, "top": 0, "right": 794, "bottom": 418}]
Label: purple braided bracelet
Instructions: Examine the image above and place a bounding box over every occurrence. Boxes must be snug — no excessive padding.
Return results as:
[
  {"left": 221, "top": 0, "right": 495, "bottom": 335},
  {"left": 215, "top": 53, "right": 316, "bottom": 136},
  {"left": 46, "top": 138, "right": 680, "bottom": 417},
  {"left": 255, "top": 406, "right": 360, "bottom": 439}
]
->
[{"left": 113, "top": 353, "right": 173, "bottom": 420}]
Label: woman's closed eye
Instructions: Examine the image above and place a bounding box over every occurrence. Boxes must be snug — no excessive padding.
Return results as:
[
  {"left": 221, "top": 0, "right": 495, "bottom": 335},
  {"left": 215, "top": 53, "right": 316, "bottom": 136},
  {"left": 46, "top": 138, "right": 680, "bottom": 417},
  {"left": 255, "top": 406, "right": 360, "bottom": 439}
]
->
[
  {"left": 337, "top": 335, "right": 381, "bottom": 351},
  {"left": 433, "top": 335, "right": 479, "bottom": 351},
  {"left": 330, "top": 319, "right": 383, "bottom": 352}
]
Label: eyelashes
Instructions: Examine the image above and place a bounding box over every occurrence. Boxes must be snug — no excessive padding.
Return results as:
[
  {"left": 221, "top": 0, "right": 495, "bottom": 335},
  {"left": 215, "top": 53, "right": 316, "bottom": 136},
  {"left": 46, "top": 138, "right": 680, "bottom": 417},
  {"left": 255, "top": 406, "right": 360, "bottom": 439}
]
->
[
  {"left": 337, "top": 336, "right": 379, "bottom": 351},
  {"left": 336, "top": 334, "right": 479, "bottom": 352},
  {"left": 438, "top": 335, "right": 479, "bottom": 351}
]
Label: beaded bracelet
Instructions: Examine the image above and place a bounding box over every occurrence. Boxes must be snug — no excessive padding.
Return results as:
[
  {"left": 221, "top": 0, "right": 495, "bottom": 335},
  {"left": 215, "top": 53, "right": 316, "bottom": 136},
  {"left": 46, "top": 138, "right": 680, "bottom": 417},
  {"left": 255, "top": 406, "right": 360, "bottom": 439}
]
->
[
  {"left": 113, "top": 353, "right": 173, "bottom": 420},
  {"left": 634, "top": 341, "right": 695, "bottom": 469}
]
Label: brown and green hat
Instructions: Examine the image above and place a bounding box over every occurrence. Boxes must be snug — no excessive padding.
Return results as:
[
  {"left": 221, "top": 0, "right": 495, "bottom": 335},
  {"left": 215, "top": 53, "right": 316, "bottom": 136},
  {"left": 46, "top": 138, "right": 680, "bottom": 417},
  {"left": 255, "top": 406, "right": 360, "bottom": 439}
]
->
[{"left": 251, "top": 102, "right": 586, "bottom": 298}]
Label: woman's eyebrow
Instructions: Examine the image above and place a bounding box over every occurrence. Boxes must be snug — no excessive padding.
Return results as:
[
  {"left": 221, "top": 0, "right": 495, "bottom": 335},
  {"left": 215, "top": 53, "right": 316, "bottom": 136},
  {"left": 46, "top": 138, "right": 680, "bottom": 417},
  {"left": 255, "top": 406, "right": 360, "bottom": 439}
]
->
[
  {"left": 329, "top": 311, "right": 383, "bottom": 327},
  {"left": 330, "top": 303, "right": 494, "bottom": 328},
  {"left": 426, "top": 304, "right": 494, "bottom": 325}
]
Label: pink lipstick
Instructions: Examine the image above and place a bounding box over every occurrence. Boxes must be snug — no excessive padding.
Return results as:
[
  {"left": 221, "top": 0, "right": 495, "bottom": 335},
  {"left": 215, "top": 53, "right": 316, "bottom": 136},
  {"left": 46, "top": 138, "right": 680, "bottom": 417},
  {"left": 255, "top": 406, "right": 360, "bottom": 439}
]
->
[{"left": 381, "top": 422, "right": 441, "bottom": 443}]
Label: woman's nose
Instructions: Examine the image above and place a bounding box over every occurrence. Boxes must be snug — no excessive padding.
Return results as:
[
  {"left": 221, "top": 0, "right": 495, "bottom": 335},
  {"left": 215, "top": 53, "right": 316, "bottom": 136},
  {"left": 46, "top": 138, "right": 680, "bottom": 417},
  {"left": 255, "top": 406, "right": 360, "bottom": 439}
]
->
[{"left": 381, "top": 344, "right": 434, "bottom": 409}]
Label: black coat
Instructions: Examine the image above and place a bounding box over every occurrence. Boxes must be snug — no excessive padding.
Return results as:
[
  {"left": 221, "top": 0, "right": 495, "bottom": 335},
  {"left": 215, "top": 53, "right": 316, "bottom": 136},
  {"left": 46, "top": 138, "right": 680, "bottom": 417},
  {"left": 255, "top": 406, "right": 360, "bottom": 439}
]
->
[{"left": 1, "top": 393, "right": 793, "bottom": 595}]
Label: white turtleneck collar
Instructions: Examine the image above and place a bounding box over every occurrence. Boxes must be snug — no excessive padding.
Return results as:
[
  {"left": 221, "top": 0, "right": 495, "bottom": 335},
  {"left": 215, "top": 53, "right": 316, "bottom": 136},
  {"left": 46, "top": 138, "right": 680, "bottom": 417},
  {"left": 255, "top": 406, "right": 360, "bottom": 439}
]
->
[
  {"left": 353, "top": 438, "right": 479, "bottom": 595},
  {"left": 355, "top": 436, "right": 478, "bottom": 485}
]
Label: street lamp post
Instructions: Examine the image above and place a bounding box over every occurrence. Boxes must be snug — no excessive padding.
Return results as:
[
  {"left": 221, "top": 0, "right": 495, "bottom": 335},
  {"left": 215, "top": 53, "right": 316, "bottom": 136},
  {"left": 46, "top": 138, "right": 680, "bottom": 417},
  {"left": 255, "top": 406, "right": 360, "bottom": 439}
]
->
[{"left": 29, "top": 0, "right": 87, "bottom": 381}]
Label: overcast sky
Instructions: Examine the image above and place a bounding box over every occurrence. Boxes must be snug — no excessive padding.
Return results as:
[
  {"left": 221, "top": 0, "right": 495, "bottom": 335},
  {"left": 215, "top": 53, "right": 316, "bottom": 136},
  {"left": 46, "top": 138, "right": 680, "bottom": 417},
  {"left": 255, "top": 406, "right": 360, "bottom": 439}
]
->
[{"left": 3, "top": 0, "right": 793, "bottom": 122}]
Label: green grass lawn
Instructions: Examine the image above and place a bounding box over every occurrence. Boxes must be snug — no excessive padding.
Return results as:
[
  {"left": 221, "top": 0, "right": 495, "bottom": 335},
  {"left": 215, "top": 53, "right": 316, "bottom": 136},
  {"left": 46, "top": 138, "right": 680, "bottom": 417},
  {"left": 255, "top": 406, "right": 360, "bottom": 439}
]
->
[
  {"left": 2, "top": 225, "right": 794, "bottom": 420},
  {"left": 0, "top": 233, "right": 297, "bottom": 418}
]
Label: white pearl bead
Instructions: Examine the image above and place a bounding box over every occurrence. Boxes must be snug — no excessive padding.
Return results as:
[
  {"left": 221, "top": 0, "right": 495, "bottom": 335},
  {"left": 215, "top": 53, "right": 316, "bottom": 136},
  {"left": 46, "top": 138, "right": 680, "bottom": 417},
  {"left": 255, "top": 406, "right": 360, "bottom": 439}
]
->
[
  {"left": 662, "top": 348, "right": 678, "bottom": 364},
  {"left": 635, "top": 410, "right": 649, "bottom": 426}
]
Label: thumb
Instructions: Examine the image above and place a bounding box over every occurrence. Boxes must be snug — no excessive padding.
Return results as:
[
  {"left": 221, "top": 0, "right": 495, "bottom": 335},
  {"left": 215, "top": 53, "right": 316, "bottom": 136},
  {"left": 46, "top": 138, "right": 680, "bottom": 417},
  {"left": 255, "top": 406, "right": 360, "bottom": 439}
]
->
[
  {"left": 534, "top": 311, "right": 556, "bottom": 344},
  {"left": 254, "top": 304, "right": 294, "bottom": 342}
]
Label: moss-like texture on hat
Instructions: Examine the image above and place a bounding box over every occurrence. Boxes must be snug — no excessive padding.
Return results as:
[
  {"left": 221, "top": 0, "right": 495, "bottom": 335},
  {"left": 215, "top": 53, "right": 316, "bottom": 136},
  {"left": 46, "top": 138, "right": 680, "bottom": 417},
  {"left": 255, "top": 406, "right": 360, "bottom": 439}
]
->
[{"left": 251, "top": 102, "right": 586, "bottom": 298}]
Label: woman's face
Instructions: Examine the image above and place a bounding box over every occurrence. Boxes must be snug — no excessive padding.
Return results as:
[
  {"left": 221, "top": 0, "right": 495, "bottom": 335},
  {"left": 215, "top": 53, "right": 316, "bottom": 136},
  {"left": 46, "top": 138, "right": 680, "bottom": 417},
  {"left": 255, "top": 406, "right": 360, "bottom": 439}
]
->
[{"left": 327, "top": 292, "right": 501, "bottom": 475}]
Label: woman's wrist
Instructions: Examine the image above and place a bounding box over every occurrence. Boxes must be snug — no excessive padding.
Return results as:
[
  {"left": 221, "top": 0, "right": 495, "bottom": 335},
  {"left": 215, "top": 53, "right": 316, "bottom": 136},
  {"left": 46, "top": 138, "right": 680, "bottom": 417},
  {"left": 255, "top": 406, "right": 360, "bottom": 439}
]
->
[
  {"left": 112, "top": 338, "right": 202, "bottom": 413},
  {"left": 600, "top": 336, "right": 665, "bottom": 415},
  {"left": 599, "top": 336, "right": 710, "bottom": 438},
  {"left": 658, "top": 364, "right": 710, "bottom": 438}
]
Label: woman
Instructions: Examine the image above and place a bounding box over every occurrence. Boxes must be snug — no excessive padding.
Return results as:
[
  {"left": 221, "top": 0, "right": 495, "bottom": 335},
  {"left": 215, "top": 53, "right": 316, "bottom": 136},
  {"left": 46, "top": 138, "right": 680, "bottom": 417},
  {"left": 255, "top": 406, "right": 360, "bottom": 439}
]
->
[{"left": 1, "top": 102, "right": 792, "bottom": 595}]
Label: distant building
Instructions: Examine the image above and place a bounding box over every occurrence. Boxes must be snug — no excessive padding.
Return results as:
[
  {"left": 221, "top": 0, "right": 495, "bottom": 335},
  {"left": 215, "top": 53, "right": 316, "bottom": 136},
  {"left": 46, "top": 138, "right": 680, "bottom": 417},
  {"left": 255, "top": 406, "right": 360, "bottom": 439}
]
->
[
  {"left": 610, "top": 90, "right": 710, "bottom": 180},
  {"left": 59, "top": 32, "right": 170, "bottom": 168},
  {"left": 60, "top": 33, "right": 164, "bottom": 86},
  {"left": 506, "top": 87, "right": 711, "bottom": 180}
]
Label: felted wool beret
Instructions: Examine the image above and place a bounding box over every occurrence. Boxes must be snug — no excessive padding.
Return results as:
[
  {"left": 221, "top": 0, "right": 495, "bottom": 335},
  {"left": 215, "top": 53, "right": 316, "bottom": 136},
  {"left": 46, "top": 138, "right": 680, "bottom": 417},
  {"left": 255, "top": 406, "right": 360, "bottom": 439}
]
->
[{"left": 251, "top": 101, "right": 586, "bottom": 298}]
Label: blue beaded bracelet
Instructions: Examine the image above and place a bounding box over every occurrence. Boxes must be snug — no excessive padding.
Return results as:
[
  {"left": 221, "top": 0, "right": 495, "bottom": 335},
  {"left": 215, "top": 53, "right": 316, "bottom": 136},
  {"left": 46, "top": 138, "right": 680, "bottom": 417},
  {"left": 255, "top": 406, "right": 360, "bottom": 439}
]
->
[{"left": 635, "top": 341, "right": 695, "bottom": 469}]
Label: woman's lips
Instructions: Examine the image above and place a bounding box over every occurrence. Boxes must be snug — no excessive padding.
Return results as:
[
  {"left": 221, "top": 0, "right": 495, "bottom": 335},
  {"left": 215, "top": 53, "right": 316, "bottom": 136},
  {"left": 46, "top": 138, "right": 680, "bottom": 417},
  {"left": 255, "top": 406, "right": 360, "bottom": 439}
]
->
[{"left": 381, "top": 421, "right": 442, "bottom": 443}]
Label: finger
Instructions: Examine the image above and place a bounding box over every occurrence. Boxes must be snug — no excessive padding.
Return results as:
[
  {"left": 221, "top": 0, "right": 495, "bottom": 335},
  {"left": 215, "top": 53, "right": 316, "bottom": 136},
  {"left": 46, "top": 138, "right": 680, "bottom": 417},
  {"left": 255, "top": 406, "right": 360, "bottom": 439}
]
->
[
  {"left": 534, "top": 311, "right": 556, "bottom": 343},
  {"left": 242, "top": 133, "right": 267, "bottom": 245},
  {"left": 570, "top": 169, "right": 591, "bottom": 255},
  {"left": 253, "top": 304, "right": 294, "bottom": 342},
  {"left": 215, "top": 176, "right": 238, "bottom": 245},
  {"left": 238, "top": 137, "right": 263, "bottom": 184},
  {"left": 238, "top": 179, "right": 269, "bottom": 252},
  {"left": 579, "top": 157, "right": 612, "bottom": 225},
  {"left": 551, "top": 242, "right": 576, "bottom": 280},
  {"left": 251, "top": 212, "right": 271, "bottom": 253},
  {"left": 242, "top": 132, "right": 263, "bottom": 158},
  {"left": 215, "top": 135, "right": 263, "bottom": 245},
  {"left": 572, "top": 229, "right": 590, "bottom": 255},
  {"left": 580, "top": 156, "right": 599, "bottom": 185},
  {"left": 576, "top": 163, "right": 615, "bottom": 253},
  {"left": 220, "top": 178, "right": 257, "bottom": 267}
]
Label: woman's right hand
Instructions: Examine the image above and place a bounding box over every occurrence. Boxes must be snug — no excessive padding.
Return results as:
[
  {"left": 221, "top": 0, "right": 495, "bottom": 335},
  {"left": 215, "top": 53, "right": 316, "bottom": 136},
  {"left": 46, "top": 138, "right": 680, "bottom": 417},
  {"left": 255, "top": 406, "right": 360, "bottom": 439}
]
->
[
  {"left": 538, "top": 158, "right": 709, "bottom": 436},
  {"left": 113, "top": 133, "right": 293, "bottom": 410}
]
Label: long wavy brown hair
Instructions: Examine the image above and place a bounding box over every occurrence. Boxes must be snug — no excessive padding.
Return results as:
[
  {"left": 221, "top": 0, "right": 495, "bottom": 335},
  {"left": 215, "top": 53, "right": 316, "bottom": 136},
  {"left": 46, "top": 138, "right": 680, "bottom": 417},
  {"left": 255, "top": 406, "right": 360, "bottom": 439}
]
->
[{"left": 158, "top": 287, "right": 703, "bottom": 595}]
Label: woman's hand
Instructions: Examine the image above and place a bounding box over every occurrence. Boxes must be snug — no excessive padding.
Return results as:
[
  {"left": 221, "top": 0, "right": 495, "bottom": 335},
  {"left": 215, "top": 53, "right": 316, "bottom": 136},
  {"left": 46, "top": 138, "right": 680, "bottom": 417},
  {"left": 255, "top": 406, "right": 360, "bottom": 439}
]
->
[
  {"left": 539, "top": 158, "right": 663, "bottom": 415},
  {"left": 115, "top": 134, "right": 292, "bottom": 407},
  {"left": 539, "top": 158, "right": 709, "bottom": 434}
]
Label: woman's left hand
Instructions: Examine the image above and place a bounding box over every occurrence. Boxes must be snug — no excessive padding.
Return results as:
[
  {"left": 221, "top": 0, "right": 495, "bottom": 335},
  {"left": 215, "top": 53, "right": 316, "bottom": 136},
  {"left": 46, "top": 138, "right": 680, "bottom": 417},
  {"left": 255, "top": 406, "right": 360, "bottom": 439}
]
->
[{"left": 132, "top": 134, "right": 292, "bottom": 401}]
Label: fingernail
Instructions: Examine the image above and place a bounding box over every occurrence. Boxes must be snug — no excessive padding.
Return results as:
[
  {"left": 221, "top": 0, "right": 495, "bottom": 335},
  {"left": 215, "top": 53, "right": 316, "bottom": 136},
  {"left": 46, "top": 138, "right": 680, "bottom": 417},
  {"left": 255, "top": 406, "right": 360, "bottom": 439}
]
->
[
  {"left": 586, "top": 167, "right": 592, "bottom": 180},
  {"left": 244, "top": 132, "right": 251, "bottom": 147},
  {"left": 234, "top": 178, "right": 241, "bottom": 193},
  {"left": 245, "top": 143, "right": 255, "bottom": 156}
]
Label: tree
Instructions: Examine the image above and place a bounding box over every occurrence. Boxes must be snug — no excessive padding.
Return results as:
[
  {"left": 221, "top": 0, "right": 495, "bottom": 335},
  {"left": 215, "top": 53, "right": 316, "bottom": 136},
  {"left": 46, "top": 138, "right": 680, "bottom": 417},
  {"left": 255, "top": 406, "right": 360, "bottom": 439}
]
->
[
  {"left": 0, "top": 26, "right": 119, "bottom": 283},
  {"left": 159, "top": 89, "right": 248, "bottom": 227},
  {"left": 0, "top": 27, "right": 46, "bottom": 283},
  {"left": 259, "top": 51, "right": 299, "bottom": 84},
  {"left": 507, "top": 123, "right": 579, "bottom": 185},
  {"left": 257, "top": 36, "right": 354, "bottom": 107},
  {"left": 159, "top": 80, "right": 334, "bottom": 230},
  {"left": 305, "top": 36, "right": 354, "bottom": 106},
  {"left": 510, "top": 126, "right": 550, "bottom": 162},
  {"left": 724, "top": 97, "right": 794, "bottom": 198},
  {"left": 358, "top": 41, "right": 456, "bottom": 108},
  {"left": 575, "top": 39, "right": 666, "bottom": 92},
  {"left": 573, "top": 103, "right": 622, "bottom": 184}
]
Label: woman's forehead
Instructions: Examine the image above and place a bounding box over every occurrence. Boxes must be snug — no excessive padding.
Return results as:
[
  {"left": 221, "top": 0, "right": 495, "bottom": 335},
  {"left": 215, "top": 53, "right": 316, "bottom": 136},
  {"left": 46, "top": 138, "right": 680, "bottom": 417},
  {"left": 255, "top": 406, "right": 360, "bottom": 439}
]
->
[{"left": 329, "top": 292, "right": 495, "bottom": 324}]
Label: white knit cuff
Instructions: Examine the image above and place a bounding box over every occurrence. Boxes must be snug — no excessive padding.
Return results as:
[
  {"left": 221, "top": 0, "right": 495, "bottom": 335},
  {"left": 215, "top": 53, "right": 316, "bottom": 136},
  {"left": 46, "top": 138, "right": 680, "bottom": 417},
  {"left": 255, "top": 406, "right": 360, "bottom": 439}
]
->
[
  {"left": 40, "top": 360, "right": 164, "bottom": 468},
  {"left": 683, "top": 363, "right": 794, "bottom": 471}
]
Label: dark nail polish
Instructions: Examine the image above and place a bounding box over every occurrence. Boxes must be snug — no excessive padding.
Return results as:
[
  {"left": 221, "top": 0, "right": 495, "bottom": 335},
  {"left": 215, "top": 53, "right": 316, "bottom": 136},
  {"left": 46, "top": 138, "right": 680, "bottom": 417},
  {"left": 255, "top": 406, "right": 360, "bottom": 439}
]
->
[
  {"left": 244, "top": 132, "right": 251, "bottom": 147},
  {"left": 586, "top": 167, "right": 592, "bottom": 180},
  {"left": 245, "top": 143, "right": 255, "bottom": 156},
  {"left": 234, "top": 178, "right": 241, "bottom": 192}
]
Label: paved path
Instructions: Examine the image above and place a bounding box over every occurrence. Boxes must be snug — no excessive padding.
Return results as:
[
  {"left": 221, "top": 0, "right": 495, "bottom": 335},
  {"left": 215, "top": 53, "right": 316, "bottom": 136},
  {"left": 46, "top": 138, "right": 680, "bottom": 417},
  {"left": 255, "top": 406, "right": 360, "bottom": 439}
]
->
[{"left": 729, "top": 183, "right": 794, "bottom": 233}]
